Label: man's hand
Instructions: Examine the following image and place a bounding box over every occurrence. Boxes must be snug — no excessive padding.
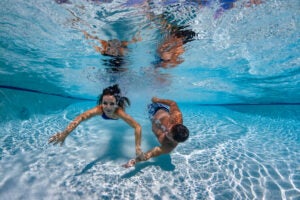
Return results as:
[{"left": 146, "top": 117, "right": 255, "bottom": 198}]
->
[
  {"left": 122, "top": 159, "right": 136, "bottom": 168},
  {"left": 151, "top": 97, "right": 159, "bottom": 103},
  {"left": 122, "top": 152, "right": 146, "bottom": 168},
  {"left": 48, "top": 132, "right": 68, "bottom": 146}
]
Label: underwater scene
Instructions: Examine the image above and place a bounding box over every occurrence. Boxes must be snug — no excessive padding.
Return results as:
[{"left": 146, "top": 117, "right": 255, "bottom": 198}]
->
[{"left": 0, "top": 0, "right": 299, "bottom": 199}]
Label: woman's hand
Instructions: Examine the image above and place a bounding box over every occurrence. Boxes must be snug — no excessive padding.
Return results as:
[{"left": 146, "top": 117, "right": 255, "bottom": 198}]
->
[
  {"left": 48, "top": 131, "right": 68, "bottom": 146},
  {"left": 136, "top": 146, "right": 143, "bottom": 156},
  {"left": 136, "top": 152, "right": 146, "bottom": 162}
]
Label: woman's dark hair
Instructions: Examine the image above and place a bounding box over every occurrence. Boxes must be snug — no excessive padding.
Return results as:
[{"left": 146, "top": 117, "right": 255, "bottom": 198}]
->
[
  {"left": 97, "top": 84, "right": 130, "bottom": 109},
  {"left": 171, "top": 124, "right": 189, "bottom": 143}
]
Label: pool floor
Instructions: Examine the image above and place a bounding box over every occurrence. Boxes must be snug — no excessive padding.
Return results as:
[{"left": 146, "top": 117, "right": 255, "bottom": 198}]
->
[{"left": 0, "top": 102, "right": 299, "bottom": 199}]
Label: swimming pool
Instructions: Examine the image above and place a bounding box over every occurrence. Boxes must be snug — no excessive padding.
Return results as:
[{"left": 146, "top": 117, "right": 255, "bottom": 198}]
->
[{"left": 0, "top": 0, "right": 299, "bottom": 199}]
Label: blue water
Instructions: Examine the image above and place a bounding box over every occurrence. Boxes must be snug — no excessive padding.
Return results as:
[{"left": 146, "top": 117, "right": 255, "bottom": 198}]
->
[{"left": 0, "top": 0, "right": 299, "bottom": 199}]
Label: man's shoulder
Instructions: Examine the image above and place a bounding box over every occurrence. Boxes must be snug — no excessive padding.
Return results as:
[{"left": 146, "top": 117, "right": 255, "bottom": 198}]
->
[{"left": 170, "top": 111, "right": 183, "bottom": 124}]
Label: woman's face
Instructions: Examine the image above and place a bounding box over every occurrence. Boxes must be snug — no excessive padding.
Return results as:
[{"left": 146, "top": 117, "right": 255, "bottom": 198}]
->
[{"left": 102, "top": 95, "right": 117, "bottom": 114}]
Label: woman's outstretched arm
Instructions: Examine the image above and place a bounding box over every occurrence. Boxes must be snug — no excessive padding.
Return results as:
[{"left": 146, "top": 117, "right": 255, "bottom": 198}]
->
[{"left": 48, "top": 106, "right": 102, "bottom": 146}]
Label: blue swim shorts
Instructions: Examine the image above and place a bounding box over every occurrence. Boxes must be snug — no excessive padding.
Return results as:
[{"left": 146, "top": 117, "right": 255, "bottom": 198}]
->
[{"left": 147, "top": 103, "right": 170, "bottom": 119}]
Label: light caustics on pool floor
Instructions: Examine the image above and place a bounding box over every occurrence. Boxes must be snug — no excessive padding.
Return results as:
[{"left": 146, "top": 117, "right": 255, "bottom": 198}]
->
[{"left": 0, "top": 102, "right": 299, "bottom": 199}]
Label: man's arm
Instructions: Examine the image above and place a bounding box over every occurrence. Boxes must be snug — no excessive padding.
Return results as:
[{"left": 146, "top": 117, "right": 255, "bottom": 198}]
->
[
  {"left": 152, "top": 97, "right": 180, "bottom": 113},
  {"left": 151, "top": 97, "right": 175, "bottom": 106},
  {"left": 122, "top": 145, "right": 172, "bottom": 168},
  {"left": 151, "top": 97, "right": 182, "bottom": 124}
]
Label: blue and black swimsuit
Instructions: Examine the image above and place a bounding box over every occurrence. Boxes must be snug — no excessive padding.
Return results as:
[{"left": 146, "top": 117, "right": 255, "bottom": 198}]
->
[
  {"left": 147, "top": 103, "right": 170, "bottom": 119},
  {"left": 102, "top": 113, "right": 118, "bottom": 120}
]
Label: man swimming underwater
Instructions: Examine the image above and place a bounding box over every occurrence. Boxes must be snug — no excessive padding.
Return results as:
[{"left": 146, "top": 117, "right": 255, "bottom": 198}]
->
[{"left": 123, "top": 97, "right": 189, "bottom": 168}]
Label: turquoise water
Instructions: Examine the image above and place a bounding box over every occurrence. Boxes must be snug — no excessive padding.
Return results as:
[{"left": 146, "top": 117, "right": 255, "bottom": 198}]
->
[{"left": 0, "top": 0, "right": 300, "bottom": 199}]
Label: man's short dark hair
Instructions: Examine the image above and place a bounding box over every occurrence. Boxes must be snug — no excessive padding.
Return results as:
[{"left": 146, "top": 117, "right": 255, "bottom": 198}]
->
[{"left": 171, "top": 124, "right": 189, "bottom": 142}]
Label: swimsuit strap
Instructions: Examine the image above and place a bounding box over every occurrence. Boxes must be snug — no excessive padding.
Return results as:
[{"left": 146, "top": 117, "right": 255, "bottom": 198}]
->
[{"left": 102, "top": 113, "right": 118, "bottom": 120}]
